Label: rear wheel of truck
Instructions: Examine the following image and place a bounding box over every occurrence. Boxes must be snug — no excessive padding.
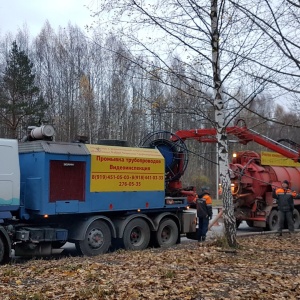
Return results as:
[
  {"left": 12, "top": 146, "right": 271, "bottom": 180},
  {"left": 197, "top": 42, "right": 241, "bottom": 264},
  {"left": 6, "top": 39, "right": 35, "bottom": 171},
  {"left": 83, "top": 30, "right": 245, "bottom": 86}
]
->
[
  {"left": 293, "top": 209, "right": 300, "bottom": 229},
  {"left": 76, "top": 220, "right": 111, "bottom": 256},
  {"left": 123, "top": 218, "right": 150, "bottom": 250},
  {"left": 155, "top": 218, "right": 178, "bottom": 248},
  {"left": 267, "top": 210, "right": 280, "bottom": 231}
]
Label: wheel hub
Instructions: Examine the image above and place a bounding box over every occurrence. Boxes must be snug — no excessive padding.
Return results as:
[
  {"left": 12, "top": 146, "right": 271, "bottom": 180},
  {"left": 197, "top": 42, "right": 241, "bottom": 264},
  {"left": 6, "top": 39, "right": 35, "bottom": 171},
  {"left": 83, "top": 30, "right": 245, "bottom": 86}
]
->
[
  {"left": 130, "top": 228, "right": 141, "bottom": 244},
  {"left": 88, "top": 228, "right": 104, "bottom": 249},
  {"left": 161, "top": 227, "right": 171, "bottom": 242}
]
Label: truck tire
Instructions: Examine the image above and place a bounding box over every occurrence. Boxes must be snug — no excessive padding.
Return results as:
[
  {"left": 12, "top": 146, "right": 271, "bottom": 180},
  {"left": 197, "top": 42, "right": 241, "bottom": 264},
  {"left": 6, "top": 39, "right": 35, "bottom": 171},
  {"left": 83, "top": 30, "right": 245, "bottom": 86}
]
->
[
  {"left": 246, "top": 220, "right": 254, "bottom": 228},
  {"left": 236, "top": 220, "right": 242, "bottom": 228},
  {"left": 0, "top": 237, "right": 5, "bottom": 264},
  {"left": 76, "top": 220, "right": 111, "bottom": 256},
  {"left": 0, "top": 236, "right": 9, "bottom": 264},
  {"left": 155, "top": 218, "right": 178, "bottom": 248},
  {"left": 293, "top": 209, "right": 300, "bottom": 229},
  {"left": 123, "top": 218, "right": 150, "bottom": 250},
  {"left": 267, "top": 210, "right": 280, "bottom": 231}
]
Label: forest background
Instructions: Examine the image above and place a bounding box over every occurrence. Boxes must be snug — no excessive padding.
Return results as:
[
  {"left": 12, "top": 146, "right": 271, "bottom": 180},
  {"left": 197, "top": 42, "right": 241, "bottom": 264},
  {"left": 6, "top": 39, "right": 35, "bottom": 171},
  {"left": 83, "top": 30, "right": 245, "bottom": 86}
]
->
[{"left": 0, "top": 1, "right": 300, "bottom": 199}]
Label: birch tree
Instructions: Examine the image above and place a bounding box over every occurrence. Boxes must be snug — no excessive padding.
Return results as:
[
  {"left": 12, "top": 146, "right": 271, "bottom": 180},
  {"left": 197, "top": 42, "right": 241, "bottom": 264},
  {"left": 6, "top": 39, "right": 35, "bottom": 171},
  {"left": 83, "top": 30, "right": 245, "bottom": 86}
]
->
[
  {"left": 89, "top": 0, "right": 281, "bottom": 247},
  {"left": 229, "top": 0, "right": 300, "bottom": 114}
]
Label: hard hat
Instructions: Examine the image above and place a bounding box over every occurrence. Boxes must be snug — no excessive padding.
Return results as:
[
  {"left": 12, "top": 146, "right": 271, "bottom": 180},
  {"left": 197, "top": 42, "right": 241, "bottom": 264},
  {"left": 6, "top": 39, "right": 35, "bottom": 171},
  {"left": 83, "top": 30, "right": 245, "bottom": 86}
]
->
[{"left": 282, "top": 180, "right": 289, "bottom": 186}]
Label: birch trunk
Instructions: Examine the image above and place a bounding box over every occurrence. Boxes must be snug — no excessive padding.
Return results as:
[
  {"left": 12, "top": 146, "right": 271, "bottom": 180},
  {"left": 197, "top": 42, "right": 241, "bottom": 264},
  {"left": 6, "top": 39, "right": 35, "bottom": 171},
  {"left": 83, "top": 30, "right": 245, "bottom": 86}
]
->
[{"left": 211, "top": 0, "right": 237, "bottom": 247}]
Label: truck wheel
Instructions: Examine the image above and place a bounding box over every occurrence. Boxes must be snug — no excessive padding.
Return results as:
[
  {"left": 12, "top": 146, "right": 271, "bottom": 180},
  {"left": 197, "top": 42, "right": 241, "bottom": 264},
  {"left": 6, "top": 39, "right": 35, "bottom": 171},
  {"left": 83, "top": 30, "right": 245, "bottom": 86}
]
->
[
  {"left": 155, "top": 218, "right": 178, "bottom": 248},
  {"left": 76, "top": 220, "right": 111, "bottom": 256},
  {"left": 123, "top": 218, "right": 150, "bottom": 250},
  {"left": 267, "top": 210, "right": 280, "bottom": 231},
  {"left": 236, "top": 220, "right": 242, "bottom": 228},
  {"left": 0, "top": 237, "right": 5, "bottom": 264},
  {"left": 246, "top": 220, "right": 254, "bottom": 228},
  {"left": 0, "top": 236, "right": 9, "bottom": 264},
  {"left": 293, "top": 209, "right": 300, "bottom": 229}
]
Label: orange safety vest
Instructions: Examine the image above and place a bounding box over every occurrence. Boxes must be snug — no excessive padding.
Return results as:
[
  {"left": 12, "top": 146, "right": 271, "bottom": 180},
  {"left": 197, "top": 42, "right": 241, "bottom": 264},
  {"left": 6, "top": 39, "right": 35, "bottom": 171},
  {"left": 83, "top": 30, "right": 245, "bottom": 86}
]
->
[
  {"left": 275, "top": 188, "right": 296, "bottom": 198},
  {"left": 202, "top": 194, "right": 212, "bottom": 205}
]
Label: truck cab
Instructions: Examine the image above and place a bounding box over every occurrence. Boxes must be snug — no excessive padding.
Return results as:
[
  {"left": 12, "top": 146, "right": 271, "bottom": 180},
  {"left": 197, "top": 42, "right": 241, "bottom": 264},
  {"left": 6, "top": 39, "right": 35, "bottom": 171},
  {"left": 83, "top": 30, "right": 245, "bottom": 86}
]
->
[{"left": 0, "top": 138, "right": 20, "bottom": 221}]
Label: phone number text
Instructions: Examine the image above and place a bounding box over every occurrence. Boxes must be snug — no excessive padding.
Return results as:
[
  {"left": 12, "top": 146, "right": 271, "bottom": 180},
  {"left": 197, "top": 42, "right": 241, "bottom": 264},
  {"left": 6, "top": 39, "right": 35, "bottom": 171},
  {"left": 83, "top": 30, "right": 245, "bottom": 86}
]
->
[{"left": 91, "top": 174, "right": 164, "bottom": 180}]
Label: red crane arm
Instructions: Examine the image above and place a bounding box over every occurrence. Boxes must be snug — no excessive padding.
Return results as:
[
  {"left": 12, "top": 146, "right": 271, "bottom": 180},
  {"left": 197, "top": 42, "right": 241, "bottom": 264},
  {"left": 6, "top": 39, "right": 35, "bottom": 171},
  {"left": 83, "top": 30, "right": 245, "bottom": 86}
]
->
[{"left": 174, "top": 125, "right": 300, "bottom": 162}]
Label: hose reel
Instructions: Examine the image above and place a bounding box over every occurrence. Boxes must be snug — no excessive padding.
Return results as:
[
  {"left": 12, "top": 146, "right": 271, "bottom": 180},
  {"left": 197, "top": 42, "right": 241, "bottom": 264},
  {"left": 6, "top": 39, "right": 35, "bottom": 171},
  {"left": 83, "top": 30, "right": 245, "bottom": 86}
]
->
[{"left": 140, "top": 130, "right": 189, "bottom": 181}]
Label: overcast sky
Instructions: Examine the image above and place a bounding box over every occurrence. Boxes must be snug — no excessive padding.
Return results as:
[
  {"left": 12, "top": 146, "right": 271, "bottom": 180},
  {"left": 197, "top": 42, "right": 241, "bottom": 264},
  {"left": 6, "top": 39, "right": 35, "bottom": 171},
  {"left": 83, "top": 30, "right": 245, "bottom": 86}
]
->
[{"left": 0, "top": 0, "right": 93, "bottom": 37}]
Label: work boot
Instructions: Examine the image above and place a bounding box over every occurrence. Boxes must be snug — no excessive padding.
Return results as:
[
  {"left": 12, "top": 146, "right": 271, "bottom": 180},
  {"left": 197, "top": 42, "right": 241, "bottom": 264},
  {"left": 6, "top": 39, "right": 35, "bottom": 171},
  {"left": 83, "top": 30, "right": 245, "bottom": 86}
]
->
[
  {"left": 201, "top": 236, "right": 206, "bottom": 242},
  {"left": 197, "top": 236, "right": 204, "bottom": 243}
]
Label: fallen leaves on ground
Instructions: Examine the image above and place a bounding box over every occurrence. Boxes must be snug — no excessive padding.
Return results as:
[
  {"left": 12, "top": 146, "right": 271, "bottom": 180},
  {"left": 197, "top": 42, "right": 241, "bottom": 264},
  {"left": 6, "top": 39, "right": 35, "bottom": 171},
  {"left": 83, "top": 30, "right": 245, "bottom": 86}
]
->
[{"left": 1, "top": 234, "right": 300, "bottom": 300}]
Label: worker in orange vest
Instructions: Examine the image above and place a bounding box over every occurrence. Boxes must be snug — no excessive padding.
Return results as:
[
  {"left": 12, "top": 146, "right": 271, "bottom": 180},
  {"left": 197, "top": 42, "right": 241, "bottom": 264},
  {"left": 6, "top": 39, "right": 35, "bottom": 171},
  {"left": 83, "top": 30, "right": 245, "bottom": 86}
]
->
[
  {"left": 196, "top": 187, "right": 213, "bottom": 242},
  {"left": 273, "top": 180, "right": 296, "bottom": 236}
]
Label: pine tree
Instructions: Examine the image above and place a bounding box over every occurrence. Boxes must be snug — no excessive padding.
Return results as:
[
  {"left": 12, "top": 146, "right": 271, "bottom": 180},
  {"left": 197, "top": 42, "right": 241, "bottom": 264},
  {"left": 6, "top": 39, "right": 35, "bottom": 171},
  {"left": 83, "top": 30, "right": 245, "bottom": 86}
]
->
[{"left": 0, "top": 41, "right": 48, "bottom": 138}]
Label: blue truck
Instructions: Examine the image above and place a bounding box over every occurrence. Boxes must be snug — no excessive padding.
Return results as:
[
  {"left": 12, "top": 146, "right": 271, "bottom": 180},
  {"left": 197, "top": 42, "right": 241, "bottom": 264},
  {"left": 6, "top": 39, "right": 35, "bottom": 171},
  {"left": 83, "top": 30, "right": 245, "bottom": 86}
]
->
[{"left": 0, "top": 126, "right": 197, "bottom": 263}]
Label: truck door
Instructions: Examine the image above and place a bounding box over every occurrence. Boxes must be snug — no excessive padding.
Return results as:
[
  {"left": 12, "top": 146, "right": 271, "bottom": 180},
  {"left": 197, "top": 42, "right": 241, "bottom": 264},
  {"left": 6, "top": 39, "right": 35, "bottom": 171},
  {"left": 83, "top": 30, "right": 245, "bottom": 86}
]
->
[{"left": 0, "top": 139, "right": 20, "bottom": 208}]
